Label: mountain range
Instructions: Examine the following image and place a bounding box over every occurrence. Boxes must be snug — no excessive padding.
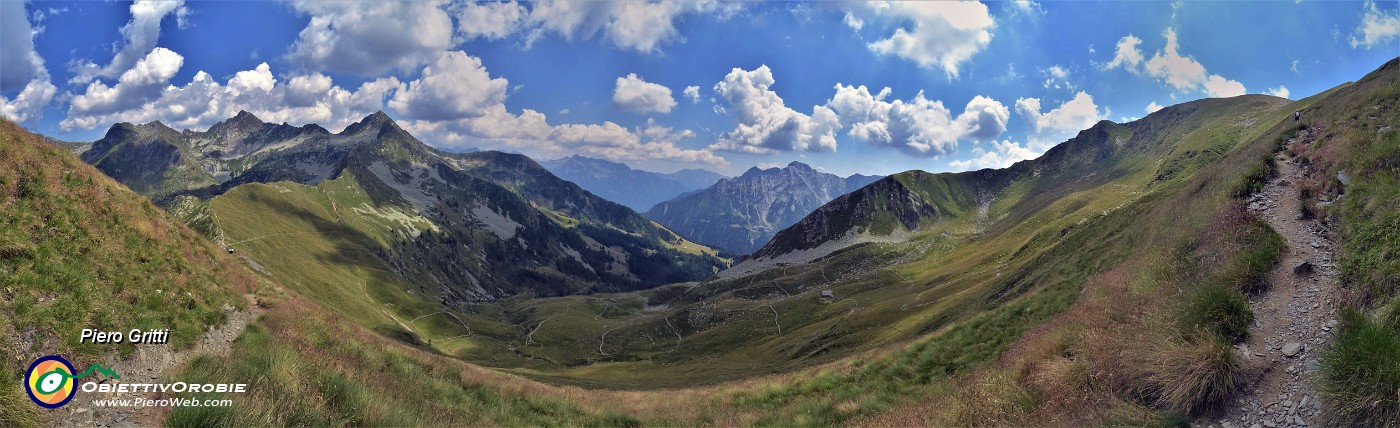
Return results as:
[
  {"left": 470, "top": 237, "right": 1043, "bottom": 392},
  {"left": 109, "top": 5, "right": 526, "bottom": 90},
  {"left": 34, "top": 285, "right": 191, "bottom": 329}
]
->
[
  {"left": 5, "top": 58, "right": 1396, "bottom": 428},
  {"left": 539, "top": 155, "right": 725, "bottom": 212},
  {"left": 645, "top": 161, "right": 882, "bottom": 255},
  {"left": 78, "top": 110, "right": 729, "bottom": 302}
]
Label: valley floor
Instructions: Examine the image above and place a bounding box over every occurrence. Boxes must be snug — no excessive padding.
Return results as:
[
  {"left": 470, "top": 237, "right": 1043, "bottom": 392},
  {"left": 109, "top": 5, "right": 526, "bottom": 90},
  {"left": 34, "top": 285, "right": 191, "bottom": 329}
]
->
[{"left": 1211, "top": 151, "right": 1341, "bottom": 427}]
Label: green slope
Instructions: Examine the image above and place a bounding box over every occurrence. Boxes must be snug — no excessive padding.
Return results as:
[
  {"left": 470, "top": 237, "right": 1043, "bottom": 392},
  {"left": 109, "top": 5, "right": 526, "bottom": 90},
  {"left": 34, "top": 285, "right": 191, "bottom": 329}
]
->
[
  {"left": 23, "top": 59, "right": 1395, "bottom": 427},
  {"left": 0, "top": 119, "right": 638, "bottom": 427},
  {"left": 0, "top": 120, "right": 256, "bottom": 426},
  {"left": 83, "top": 111, "right": 730, "bottom": 302},
  {"left": 410, "top": 92, "right": 1297, "bottom": 393}
]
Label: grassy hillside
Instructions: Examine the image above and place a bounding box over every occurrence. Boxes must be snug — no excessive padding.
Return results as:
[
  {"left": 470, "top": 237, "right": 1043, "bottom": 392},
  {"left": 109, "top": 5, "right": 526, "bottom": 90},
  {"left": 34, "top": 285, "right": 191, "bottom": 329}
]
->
[
  {"left": 161, "top": 80, "right": 1344, "bottom": 426},
  {"left": 433, "top": 94, "right": 1289, "bottom": 394},
  {"left": 0, "top": 119, "right": 656, "bottom": 427},
  {"left": 86, "top": 111, "right": 730, "bottom": 301},
  {"left": 0, "top": 120, "right": 256, "bottom": 426},
  {"left": 852, "top": 58, "right": 1400, "bottom": 425},
  {"left": 1275, "top": 58, "right": 1400, "bottom": 426},
  {"left": 166, "top": 297, "right": 642, "bottom": 427},
  {"left": 8, "top": 59, "right": 1395, "bottom": 427}
]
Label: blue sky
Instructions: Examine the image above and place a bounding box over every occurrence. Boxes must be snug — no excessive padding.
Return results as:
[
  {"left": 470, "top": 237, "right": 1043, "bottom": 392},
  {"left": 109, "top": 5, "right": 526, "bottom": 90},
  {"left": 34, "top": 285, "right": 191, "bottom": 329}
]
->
[{"left": 2, "top": 1, "right": 1398, "bottom": 176}]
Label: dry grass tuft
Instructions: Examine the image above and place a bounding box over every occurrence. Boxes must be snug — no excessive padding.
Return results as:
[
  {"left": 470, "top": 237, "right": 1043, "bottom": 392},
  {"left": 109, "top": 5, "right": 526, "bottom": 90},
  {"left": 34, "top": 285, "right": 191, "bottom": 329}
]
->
[{"left": 1141, "top": 336, "right": 1240, "bottom": 415}]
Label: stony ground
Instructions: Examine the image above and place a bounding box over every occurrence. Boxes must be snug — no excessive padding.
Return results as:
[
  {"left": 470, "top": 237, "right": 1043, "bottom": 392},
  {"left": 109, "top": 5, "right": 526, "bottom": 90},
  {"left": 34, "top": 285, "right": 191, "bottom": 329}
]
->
[
  {"left": 46, "top": 300, "right": 258, "bottom": 428},
  {"left": 1210, "top": 152, "right": 1341, "bottom": 428}
]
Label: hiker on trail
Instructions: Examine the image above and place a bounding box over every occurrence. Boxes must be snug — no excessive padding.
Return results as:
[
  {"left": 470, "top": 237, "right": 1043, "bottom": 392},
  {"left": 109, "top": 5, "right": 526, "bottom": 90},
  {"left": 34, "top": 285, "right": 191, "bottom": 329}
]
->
[{"left": 1295, "top": 110, "right": 1301, "bottom": 121}]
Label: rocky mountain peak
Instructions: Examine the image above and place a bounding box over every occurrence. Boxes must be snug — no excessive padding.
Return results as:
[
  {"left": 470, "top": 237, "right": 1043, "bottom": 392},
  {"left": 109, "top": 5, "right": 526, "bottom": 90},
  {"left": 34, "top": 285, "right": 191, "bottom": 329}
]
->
[
  {"left": 342, "top": 110, "right": 403, "bottom": 136},
  {"left": 231, "top": 110, "right": 262, "bottom": 124},
  {"left": 141, "top": 120, "right": 174, "bottom": 132},
  {"left": 785, "top": 161, "right": 815, "bottom": 172},
  {"left": 647, "top": 161, "right": 882, "bottom": 255},
  {"left": 207, "top": 110, "right": 266, "bottom": 135}
]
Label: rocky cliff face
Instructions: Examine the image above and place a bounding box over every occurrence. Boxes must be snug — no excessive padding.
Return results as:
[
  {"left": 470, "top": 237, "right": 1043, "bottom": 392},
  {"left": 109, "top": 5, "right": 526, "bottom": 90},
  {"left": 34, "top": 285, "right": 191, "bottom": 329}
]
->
[{"left": 646, "top": 161, "right": 882, "bottom": 255}]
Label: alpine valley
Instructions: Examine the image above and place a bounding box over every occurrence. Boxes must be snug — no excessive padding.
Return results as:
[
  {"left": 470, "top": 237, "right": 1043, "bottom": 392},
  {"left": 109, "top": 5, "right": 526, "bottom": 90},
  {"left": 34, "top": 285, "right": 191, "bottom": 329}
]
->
[
  {"left": 2, "top": 16, "right": 1398, "bottom": 427},
  {"left": 79, "top": 110, "right": 730, "bottom": 302}
]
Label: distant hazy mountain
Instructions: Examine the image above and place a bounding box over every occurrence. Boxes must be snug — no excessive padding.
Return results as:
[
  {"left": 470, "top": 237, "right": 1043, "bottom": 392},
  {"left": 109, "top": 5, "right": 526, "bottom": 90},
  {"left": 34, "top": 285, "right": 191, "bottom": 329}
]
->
[
  {"left": 79, "top": 111, "right": 729, "bottom": 301},
  {"left": 646, "top": 161, "right": 882, "bottom": 255},
  {"left": 541, "top": 155, "right": 725, "bottom": 211},
  {"left": 664, "top": 168, "right": 729, "bottom": 191}
]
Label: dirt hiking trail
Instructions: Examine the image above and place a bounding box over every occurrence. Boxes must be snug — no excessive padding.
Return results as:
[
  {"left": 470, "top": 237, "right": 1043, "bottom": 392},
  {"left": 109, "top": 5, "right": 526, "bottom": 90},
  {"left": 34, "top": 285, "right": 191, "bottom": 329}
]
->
[{"left": 1209, "top": 151, "right": 1341, "bottom": 428}]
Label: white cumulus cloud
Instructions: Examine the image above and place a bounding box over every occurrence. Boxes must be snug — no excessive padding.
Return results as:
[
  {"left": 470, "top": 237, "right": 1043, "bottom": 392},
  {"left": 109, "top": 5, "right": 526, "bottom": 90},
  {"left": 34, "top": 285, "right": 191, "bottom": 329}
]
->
[
  {"left": 1, "top": 0, "right": 47, "bottom": 92},
  {"left": 1202, "top": 74, "right": 1246, "bottom": 98},
  {"left": 682, "top": 85, "right": 701, "bottom": 103},
  {"left": 842, "top": 12, "right": 864, "bottom": 30},
  {"left": 1142, "top": 28, "right": 1208, "bottom": 92},
  {"left": 1267, "top": 86, "right": 1291, "bottom": 99},
  {"left": 401, "top": 105, "right": 728, "bottom": 169},
  {"left": 69, "top": 0, "right": 185, "bottom": 85},
  {"left": 710, "top": 65, "right": 840, "bottom": 154},
  {"left": 612, "top": 73, "right": 677, "bottom": 114},
  {"left": 828, "top": 84, "right": 1008, "bottom": 157},
  {"left": 1, "top": 79, "right": 57, "bottom": 124},
  {"left": 287, "top": 0, "right": 454, "bottom": 75},
  {"left": 948, "top": 140, "right": 1040, "bottom": 171},
  {"left": 1104, "top": 34, "right": 1144, "bottom": 71},
  {"left": 1015, "top": 91, "right": 1106, "bottom": 149},
  {"left": 228, "top": 63, "right": 276, "bottom": 94},
  {"left": 455, "top": 0, "right": 527, "bottom": 41},
  {"left": 1146, "top": 101, "right": 1164, "bottom": 114},
  {"left": 1350, "top": 0, "right": 1400, "bottom": 49},
  {"left": 1110, "top": 28, "right": 1247, "bottom": 99},
  {"left": 67, "top": 47, "right": 185, "bottom": 125},
  {"left": 523, "top": 1, "right": 734, "bottom": 53},
  {"left": 0, "top": 1, "right": 55, "bottom": 123},
  {"left": 854, "top": 1, "right": 996, "bottom": 78},
  {"left": 450, "top": 0, "right": 740, "bottom": 53},
  {"left": 388, "top": 50, "right": 509, "bottom": 120},
  {"left": 61, "top": 58, "right": 401, "bottom": 133}
]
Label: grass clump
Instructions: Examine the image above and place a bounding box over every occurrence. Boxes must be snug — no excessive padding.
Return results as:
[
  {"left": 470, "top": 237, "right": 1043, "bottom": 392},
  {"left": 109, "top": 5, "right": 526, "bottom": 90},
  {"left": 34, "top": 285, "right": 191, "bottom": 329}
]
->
[
  {"left": 1224, "top": 218, "right": 1285, "bottom": 294},
  {"left": 1229, "top": 154, "right": 1278, "bottom": 198},
  {"left": 1318, "top": 309, "right": 1400, "bottom": 426},
  {"left": 1144, "top": 336, "right": 1240, "bottom": 416},
  {"left": 1182, "top": 284, "right": 1253, "bottom": 343},
  {"left": 0, "top": 351, "right": 41, "bottom": 428}
]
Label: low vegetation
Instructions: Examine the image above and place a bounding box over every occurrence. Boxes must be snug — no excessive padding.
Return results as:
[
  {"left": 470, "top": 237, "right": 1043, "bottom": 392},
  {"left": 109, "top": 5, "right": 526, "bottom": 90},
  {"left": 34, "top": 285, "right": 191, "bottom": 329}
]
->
[
  {"left": 6, "top": 60, "right": 1398, "bottom": 427},
  {"left": 168, "top": 298, "right": 638, "bottom": 427},
  {"left": 1313, "top": 69, "right": 1400, "bottom": 425},
  {"left": 0, "top": 121, "right": 259, "bottom": 427},
  {"left": 0, "top": 121, "right": 254, "bottom": 359},
  {"left": 1318, "top": 309, "right": 1400, "bottom": 426}
]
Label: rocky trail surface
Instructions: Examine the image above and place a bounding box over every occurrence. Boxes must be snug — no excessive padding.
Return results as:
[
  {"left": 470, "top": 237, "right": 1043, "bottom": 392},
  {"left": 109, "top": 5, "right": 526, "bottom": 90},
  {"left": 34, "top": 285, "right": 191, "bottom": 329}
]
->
[
  {"left": 1210, "top": 152, "right": 1341, "bottom": 428},
  {"left": 47, "top": 300, "right": 258, "bottom": 428}
]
